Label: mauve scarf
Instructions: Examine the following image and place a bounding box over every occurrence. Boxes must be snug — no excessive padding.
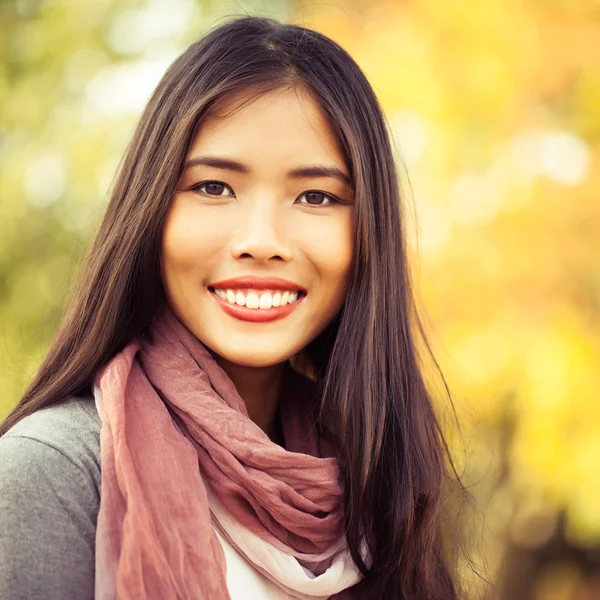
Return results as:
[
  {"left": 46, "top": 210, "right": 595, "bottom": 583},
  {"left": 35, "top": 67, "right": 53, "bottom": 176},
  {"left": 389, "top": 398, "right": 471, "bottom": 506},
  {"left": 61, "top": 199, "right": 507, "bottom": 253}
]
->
[{"left": 92, "top": 308, "right": 365, "bottom": 599}]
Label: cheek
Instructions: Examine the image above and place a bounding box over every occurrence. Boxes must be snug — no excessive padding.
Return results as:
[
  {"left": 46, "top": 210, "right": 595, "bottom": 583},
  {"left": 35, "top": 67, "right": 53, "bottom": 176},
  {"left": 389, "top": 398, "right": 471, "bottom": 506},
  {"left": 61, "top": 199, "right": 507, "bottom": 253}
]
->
[
  {"left": 306, "top": 216, "right": 353, "bottom": 298},
  {"left": 161, "top": 200, "right": 227, "bottom": 286}
]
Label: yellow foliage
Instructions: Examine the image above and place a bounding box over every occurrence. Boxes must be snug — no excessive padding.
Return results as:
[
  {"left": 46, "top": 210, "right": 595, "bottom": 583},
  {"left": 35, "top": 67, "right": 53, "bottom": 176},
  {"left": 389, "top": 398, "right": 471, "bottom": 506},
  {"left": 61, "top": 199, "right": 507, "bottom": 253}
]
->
[{"left": 302, "top": 0, "right": 600, "bottom": 568}]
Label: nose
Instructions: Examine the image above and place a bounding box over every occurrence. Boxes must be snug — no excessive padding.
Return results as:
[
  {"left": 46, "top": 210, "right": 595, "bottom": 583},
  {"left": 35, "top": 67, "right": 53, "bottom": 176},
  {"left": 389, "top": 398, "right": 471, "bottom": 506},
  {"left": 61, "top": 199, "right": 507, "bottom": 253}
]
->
[{"left": 230, "top": 197, "right": 293, "bottom": 263}]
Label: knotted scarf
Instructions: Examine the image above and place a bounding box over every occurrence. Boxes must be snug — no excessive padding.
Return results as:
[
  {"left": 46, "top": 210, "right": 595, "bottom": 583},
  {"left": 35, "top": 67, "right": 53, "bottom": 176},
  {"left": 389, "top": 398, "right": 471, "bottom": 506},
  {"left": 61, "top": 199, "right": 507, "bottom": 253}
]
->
[{"left": 92, "top": 308, "right": 365, "bottom": 599}]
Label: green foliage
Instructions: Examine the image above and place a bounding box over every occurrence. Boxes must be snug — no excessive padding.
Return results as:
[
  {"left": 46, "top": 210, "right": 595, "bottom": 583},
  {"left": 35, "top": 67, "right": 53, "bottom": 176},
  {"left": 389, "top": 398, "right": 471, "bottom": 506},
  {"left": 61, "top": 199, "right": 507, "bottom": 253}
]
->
[{"left": 0, "top": 0, "right": 292, "bottom": 416}]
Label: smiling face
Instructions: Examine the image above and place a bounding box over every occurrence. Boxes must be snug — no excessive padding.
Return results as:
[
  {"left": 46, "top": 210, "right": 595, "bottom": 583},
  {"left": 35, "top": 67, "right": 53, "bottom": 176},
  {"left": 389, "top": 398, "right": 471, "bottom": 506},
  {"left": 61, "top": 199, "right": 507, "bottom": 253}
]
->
[{"left": 160, "top": 86, "right": 354, "bottom": 368}]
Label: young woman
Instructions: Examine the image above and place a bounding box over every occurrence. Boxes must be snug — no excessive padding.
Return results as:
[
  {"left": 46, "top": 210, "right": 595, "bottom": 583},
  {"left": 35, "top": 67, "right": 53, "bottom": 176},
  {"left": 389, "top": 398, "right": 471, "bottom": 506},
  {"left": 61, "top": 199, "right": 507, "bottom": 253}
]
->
[{"left": 0, "top": 16, "right": 473, "bottom": 600}]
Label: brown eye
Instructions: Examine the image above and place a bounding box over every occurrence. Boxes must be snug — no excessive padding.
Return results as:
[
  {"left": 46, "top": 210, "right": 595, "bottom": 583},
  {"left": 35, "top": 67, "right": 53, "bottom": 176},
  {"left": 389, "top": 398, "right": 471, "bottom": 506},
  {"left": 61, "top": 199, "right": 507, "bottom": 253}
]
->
[
  {"left": 297, "top": 191, "right": 337, "bottom": 206},
  {"left": 192, "top": 181, "right": 234, "bottom": 197}
]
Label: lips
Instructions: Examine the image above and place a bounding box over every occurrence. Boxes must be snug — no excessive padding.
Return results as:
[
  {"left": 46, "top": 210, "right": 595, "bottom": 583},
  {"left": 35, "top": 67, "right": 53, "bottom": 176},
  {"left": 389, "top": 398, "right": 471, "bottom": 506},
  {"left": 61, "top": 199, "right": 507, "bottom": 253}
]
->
[
  {"left": 208, "top": 287, "right": 305, "bottom": 323},
  {"left": 209, "top": 275, "right": 306, "bottom": 292}
]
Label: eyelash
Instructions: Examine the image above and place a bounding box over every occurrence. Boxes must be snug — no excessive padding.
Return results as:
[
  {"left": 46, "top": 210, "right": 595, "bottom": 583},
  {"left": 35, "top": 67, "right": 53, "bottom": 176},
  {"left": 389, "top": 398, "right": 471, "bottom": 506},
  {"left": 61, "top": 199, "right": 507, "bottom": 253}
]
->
[{"left": 190, "top": 180, "right": 340, "bottom": 207}]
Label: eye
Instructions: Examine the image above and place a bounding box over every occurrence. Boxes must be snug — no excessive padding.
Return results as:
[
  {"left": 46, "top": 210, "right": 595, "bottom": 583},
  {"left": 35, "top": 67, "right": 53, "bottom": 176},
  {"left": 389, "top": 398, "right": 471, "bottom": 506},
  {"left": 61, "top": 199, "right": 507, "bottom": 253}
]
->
[
  {"left": 191, "top": 181, "right": 235, "bottom": 197},
  {"left": 296, "top": 191, "right": 338, "bottom": 207}
]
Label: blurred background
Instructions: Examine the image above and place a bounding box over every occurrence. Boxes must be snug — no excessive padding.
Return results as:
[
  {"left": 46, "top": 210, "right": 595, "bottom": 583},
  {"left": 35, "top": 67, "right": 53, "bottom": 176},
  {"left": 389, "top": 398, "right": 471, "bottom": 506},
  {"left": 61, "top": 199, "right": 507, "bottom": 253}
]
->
[{"left": 1, "top": 0, "right": 599, "bottom": 597}]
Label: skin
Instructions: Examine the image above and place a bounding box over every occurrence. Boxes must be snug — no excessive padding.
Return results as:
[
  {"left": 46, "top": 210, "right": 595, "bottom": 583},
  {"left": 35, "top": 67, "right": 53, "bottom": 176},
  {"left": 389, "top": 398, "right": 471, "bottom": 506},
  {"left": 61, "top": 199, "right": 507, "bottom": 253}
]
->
[{"left": 161, "top": 86, "right": 354, "bottom": 442}]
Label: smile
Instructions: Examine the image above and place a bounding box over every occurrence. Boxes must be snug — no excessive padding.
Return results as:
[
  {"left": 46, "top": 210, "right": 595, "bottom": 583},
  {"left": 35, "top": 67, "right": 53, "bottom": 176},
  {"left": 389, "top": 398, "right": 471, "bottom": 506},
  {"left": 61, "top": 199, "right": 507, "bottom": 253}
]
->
[{"left": 208, "top": 287, "right": 306, "bottom": 323}]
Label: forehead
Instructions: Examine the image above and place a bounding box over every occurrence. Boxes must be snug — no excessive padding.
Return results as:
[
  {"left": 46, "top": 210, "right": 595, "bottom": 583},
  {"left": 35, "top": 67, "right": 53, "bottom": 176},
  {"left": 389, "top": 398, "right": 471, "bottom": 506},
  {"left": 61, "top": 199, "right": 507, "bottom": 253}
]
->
[{"left": 188, "top": 86, "right": 347, "bottom": 167}]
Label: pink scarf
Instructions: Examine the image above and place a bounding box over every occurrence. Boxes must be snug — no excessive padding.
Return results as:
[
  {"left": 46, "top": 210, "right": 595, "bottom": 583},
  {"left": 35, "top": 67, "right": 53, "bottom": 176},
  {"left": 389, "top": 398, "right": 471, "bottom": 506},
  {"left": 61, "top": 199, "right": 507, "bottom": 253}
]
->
[{"left": 93, "top": 308, "right": 364, "bottom": 599}]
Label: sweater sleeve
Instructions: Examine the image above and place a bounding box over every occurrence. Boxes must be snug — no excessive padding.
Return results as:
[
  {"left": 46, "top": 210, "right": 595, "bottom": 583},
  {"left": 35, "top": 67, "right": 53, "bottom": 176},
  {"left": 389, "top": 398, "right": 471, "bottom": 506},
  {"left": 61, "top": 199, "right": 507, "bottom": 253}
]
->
[{"left": 0, "top": 434, "right": 97, "bottom": 600}]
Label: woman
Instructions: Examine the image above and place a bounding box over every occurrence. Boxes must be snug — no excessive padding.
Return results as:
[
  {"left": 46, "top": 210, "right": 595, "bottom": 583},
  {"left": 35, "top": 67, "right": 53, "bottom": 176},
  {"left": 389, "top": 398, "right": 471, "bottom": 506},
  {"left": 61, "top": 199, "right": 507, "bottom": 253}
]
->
[{"left": 0, "top": 16, "right": 473, "bottom": 600}]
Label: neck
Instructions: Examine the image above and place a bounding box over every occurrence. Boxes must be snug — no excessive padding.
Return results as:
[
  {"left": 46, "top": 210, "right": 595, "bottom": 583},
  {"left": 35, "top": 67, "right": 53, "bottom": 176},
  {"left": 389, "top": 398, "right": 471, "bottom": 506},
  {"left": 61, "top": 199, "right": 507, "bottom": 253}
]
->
[{"left": 213, "top": 356, "right": 286, "bottom": 443}]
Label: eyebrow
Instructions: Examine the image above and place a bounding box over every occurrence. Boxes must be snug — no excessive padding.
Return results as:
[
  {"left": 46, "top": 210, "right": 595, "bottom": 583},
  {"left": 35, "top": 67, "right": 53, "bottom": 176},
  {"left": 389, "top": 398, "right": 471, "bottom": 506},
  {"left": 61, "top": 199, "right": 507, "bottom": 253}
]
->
[{"left": 184, "top": 155, "right": 353, "bottom": 188}]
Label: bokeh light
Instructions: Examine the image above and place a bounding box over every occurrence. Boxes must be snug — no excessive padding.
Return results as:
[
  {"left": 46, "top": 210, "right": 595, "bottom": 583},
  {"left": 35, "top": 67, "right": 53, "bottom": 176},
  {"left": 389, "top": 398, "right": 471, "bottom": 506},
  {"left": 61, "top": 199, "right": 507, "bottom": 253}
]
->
[{"left": 1, "top": 0, "right": 598, "bottom": 596}]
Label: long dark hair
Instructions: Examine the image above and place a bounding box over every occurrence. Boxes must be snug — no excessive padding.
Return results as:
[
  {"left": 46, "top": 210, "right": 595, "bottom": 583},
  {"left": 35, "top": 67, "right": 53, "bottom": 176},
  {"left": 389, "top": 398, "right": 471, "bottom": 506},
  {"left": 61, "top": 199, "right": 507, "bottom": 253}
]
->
[{"left": 1, "top": 16, "right": 483, "bottom": 599}]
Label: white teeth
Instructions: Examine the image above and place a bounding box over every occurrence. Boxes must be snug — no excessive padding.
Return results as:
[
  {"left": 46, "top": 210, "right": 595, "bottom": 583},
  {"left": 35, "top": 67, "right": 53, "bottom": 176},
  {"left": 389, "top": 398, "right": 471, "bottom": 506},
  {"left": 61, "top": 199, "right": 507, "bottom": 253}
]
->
[
  {"left": 213, "top": 287, "right": 302, "bottom": 309},
  {"left": 259, "top": 292, "right": 273, "bottom": 309},
  {"left": 245, "top": 292, "right": 259, "bottom": 309}
]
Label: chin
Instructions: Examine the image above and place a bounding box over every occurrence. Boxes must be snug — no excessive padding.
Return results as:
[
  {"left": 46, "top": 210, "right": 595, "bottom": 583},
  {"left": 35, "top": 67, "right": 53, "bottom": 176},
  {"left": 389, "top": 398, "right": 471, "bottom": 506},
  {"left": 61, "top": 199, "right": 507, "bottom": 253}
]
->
[{"left": 213, "top": 346, "right": 295, "bottom": 368}]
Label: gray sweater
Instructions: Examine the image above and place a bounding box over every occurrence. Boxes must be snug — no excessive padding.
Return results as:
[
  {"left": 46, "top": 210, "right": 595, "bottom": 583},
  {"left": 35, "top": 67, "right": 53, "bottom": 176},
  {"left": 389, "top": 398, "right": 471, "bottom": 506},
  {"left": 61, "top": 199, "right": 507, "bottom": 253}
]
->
[{"left": 0, "top": 395, "right": 101, "bottom": 600}]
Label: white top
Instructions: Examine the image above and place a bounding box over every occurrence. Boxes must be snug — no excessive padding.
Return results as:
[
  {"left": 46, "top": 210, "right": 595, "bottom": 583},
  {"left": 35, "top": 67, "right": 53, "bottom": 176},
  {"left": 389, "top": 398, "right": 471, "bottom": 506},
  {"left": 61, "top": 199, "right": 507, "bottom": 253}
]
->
[{"left": 215, "top": 527, "right": 293, "bottom": 599}]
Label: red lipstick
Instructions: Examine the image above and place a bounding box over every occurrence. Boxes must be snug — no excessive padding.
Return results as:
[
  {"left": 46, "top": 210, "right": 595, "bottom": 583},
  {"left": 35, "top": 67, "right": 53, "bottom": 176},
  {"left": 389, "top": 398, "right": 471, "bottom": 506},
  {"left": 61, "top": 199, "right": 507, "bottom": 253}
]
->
[
  {"left": 207, "top": 275, "right": 307, "bottom": 323},
  {"left": 208, "top": 276, "right": 305, "bottom": 292},
  {"left": 208, "top": 288, "right": 305, "bottom": 323}
]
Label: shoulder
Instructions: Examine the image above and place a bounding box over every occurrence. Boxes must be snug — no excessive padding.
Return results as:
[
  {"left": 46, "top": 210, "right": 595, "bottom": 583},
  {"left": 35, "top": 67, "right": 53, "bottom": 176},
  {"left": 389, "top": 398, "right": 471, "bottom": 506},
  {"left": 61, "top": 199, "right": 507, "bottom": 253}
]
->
[
  {"left": 0, "top": 394, "right": 100, "bottom": 599},
  {"left": 0, "top": 391, "right": 102, "bottom": 520},
  {"left": 0, "top": 393, "right": 101, "bottom": 494},
  {"left": 0, "top": 392, "right": 102, "bottom": 519}
]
